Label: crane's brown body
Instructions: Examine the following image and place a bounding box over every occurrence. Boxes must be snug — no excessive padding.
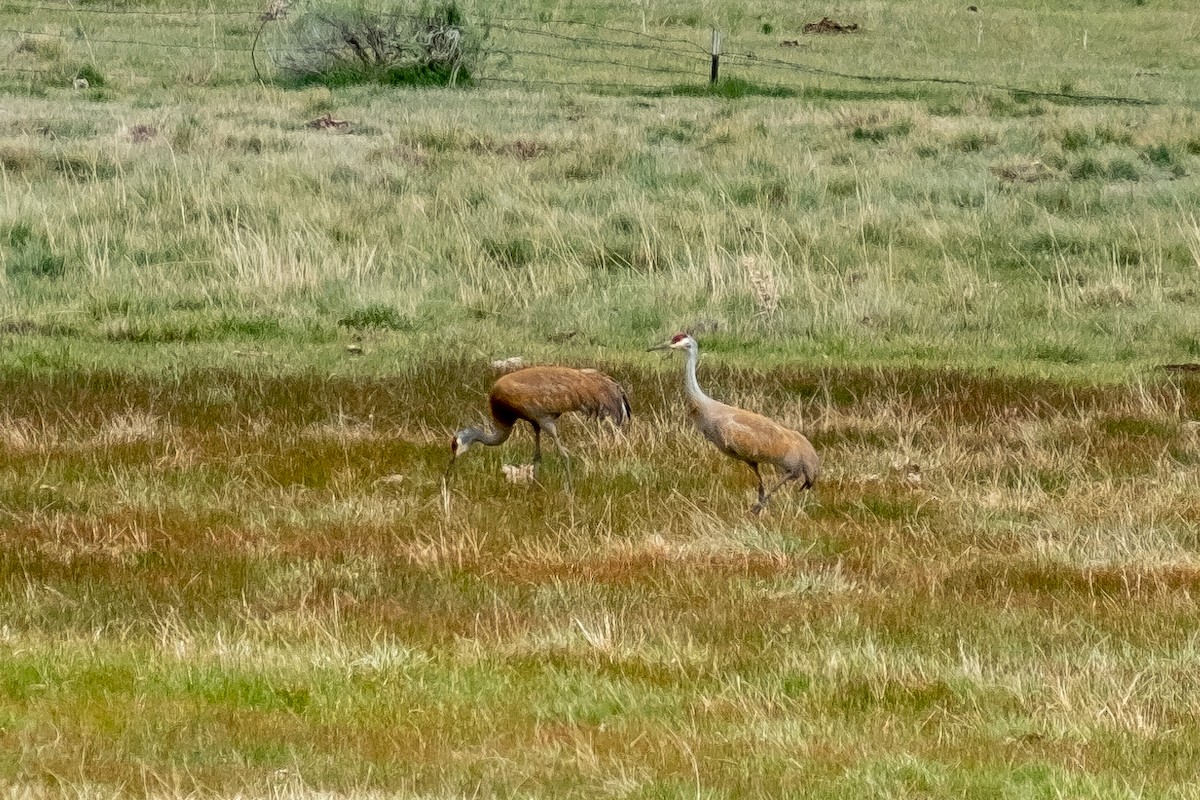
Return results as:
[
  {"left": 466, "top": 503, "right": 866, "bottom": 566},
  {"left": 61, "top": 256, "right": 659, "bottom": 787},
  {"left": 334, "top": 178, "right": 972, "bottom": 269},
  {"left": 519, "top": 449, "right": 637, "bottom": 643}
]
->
[
  {"left": 652, "top": 333, "right": 818, "bottom": 513},
  {"left": 690, "top": 399, "right": 819, "bottom": 491},
  {"left": 489, "top": 366, "right": 630, "bottom": 431},
  {"left": 448, "top": 365, "right": 631, "bottom": 487}
]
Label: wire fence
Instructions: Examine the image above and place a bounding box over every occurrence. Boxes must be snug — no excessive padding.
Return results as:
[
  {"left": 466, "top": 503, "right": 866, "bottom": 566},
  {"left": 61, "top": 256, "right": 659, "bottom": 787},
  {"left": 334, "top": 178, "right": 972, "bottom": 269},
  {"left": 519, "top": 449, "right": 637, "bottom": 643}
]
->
[{"left": 0, "top": 1, "right": 1178, "bottom": 108}]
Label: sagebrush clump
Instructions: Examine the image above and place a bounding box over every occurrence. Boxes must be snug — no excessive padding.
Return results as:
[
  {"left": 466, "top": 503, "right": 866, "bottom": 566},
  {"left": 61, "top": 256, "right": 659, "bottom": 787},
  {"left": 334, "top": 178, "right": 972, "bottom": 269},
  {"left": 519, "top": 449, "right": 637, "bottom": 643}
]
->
[{"left": 273, "top": 0, "right": 481, "bottom": 87}]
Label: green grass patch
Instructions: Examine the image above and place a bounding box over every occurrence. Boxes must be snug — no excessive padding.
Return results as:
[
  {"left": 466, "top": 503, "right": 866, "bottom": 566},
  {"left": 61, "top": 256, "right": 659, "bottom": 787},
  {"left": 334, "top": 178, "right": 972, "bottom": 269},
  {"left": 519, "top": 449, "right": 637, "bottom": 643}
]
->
[
  {"left": 659, "top": 77, "right": 799, "bottom": 99},
  {"left": 73, "top": 64, "right": 105, "bottom": 88},
  {"left": 851, "top": 119, "right": 913, "bottom": 142},
  {"left": 337, "top": 304, "right": 412, "bottom": 330},
  {"left": 283, "top": 61, "right": 472, "bottom": 89},
  {"left": 3, "top": 222, "right": 65, "bottom": 279}
]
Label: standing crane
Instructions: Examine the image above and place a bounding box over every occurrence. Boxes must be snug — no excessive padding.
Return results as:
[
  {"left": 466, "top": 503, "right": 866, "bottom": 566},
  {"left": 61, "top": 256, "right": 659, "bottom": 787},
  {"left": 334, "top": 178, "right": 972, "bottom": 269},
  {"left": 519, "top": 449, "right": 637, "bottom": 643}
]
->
[
  {"left": 649, "top": 333, "right": 818, "bottom": 514},
  {"left": 445, "top": 365, "right": 631, "bottom": 489}
]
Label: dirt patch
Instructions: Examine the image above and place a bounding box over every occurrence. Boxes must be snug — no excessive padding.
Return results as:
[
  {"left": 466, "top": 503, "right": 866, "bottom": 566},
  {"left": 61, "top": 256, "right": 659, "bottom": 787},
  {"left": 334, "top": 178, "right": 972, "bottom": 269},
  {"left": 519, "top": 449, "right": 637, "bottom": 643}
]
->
[
  {"left": 128, "top": 124, "right": 157, "bottom": 144},
  {"left": 383, "top": 144, "right": 428, "bottom": 167},
  {"left": 307, "top": 113, "right": 351, "bottom": 131},
  {"left": 990, "top": 158, "right": 1056, "bottom": 183},
  {"left": 503, "top": 139, "right": 549, "bottom": 160},
  {"left": 803, "top": 17, "right": 860, "bottom": 34},
  {"left": 468, "top": 138, "right": 551, "bottom": 160},
  {"left": 0, "top": 319, "right": 82, "bottom": 337}
]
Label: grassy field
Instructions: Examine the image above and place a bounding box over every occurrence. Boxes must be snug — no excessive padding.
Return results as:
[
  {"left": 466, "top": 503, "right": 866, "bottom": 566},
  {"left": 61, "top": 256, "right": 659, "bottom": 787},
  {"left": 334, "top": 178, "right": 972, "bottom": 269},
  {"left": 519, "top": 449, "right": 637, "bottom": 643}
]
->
[
  {"left": 4, "top": 0, "right": 1200, "bottom": 796},
  {"left": 3, "top": 0, "right": 1200, "bottom": 373}
]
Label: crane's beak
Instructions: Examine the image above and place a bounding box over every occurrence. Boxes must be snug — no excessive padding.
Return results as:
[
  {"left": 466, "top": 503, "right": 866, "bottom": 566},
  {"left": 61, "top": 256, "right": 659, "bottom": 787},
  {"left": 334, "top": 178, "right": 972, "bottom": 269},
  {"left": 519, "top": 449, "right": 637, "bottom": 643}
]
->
[{"left": 647, "top": 342, "right": 671, "bottom": 352}]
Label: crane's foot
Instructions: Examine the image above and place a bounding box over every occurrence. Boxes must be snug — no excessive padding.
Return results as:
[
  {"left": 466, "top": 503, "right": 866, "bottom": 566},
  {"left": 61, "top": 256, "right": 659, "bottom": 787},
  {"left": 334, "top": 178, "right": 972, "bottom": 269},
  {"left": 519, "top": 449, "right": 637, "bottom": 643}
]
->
[{"left": 750, "top": 500, "right": 767, "bottom": 516}]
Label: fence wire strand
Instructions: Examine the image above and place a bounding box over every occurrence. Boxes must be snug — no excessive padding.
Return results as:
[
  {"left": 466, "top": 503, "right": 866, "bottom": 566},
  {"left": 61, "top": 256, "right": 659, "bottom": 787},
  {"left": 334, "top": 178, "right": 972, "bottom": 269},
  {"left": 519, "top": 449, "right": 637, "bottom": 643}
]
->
[
  {"left": 488, "top": 21, "right": 702, "bottom": 60},
  {"left": 7, "top": 2, "right": 259, "bottom": 14},
  {"left": 723, "top": 51, "right": 1162, "bottom": 107},
  {"left": 489, "top": 15, "right": 708, "bottom": 53},
  {"left": 497, "top": 47, "right": 698, "bottom": 78},
  {"left": 2, "top": 26, "right": 249, "bottom": 50}
]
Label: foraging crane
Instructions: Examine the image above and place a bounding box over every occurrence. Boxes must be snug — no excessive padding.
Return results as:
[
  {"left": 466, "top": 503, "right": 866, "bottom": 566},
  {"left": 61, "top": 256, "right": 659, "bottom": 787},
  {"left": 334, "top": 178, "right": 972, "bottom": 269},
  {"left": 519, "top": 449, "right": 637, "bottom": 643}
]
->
[
  {"left": 649, "top": 333, "right": 818, "bottom": 514},
  {"left": 446, "top": 365, "right": 631, "bottom": 488}
]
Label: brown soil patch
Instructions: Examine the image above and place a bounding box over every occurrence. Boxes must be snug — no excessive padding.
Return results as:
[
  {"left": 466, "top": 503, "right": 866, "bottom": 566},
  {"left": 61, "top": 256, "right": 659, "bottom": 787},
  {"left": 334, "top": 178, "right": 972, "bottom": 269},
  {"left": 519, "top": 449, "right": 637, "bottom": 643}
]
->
[
  {"left": 990, "top": 158, "right": 1056, "bottom": 183},
  {"left": 307, "top": 113, "right": 350, "bottom": 131},
  {"left": 469, "top": 138, "right": 551, "bottom": 160},
  {"left": 380, "top": 143, "right": 427, "bottom": 166},
  {"left": 803, "top": 17, "right": 860, "bottom": 34},
  {"left": 128, "top": 124, "right": 157, "bottom": 144}
]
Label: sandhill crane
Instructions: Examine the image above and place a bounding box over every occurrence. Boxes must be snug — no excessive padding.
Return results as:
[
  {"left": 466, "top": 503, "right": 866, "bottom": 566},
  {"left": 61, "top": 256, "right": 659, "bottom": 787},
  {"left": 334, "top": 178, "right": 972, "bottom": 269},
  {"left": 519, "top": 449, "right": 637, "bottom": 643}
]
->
[
  {"left": 649, "top": 333, "right": 818, "bottom": 514},
  {"left": 446, "top": 365, "right": 631, "bottom": 489}
]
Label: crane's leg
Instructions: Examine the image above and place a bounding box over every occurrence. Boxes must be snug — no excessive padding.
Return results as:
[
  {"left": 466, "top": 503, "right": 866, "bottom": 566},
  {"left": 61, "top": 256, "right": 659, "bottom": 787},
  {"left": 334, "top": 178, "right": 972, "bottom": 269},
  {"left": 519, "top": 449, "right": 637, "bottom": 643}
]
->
[
  {"left": 542, "top": 419, "right": 573, "bottom": 491},
  {"left": 760, "top": 471, "right": 805, "bottom": 511},
  {"left": 749, "top": 463, "right": 767, "bottom": 515},
  {"left": 531, "top": 423, "right": 543, "bottom": 474}
]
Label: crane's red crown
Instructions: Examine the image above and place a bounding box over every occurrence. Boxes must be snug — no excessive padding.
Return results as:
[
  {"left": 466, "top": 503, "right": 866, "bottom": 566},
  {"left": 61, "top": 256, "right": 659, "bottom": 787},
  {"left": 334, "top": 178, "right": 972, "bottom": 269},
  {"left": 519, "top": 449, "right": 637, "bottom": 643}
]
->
[{"left": 670, "top": 332, "right": 690, "bottom": 344}]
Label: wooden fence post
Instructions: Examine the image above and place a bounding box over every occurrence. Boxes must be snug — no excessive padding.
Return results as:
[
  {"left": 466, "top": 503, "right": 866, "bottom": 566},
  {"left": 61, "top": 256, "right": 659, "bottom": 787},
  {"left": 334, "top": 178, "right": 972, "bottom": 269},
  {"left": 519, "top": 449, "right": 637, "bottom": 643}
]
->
[{"left": 710, "top": 29, "right": 722, "bottom": 85}]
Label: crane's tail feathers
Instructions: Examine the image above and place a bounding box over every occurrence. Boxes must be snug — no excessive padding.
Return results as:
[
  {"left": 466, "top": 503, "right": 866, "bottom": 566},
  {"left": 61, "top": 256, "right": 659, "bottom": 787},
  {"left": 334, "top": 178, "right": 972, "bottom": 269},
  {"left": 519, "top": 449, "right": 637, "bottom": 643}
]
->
[
  {"left": 603, "top": 379, "right": 632, "bottom": 427},
  {"left": 576, "top": 372, "right": 632, "bottom": 427}
]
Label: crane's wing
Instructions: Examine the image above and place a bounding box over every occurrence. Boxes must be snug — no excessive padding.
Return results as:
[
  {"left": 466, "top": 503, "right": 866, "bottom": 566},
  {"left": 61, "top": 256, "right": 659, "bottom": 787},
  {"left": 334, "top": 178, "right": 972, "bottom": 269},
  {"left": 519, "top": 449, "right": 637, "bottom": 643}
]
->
[
  {"left": 709, "top": 405, "right": 798, "bottom": 463},
  {"left": 493, "top": 367, "right": 631, "bottom": 425}
]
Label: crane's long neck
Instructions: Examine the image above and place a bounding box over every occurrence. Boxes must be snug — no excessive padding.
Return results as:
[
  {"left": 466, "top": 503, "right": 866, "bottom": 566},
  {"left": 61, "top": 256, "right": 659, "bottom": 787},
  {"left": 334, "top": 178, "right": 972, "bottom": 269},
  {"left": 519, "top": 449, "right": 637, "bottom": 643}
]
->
[
  {"left": 446, "top": 422, "right": 513, "bottom": 479},
  {"left": 683, "top": 345, "right": 713, "bottom": 407},
  {"left": 465, "top": 424, "right": 511, "bottom": 448}
]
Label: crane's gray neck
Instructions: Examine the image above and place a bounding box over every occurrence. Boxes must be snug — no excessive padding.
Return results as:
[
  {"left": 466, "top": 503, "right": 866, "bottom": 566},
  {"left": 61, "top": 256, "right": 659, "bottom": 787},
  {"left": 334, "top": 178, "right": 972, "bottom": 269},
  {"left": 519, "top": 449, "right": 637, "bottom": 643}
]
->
[
  {"left": 683, "top": 344, "right": 712, "bottom": 406},
  {"left": 461, "top": 425, "right": 511, "bottom": 448}
]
